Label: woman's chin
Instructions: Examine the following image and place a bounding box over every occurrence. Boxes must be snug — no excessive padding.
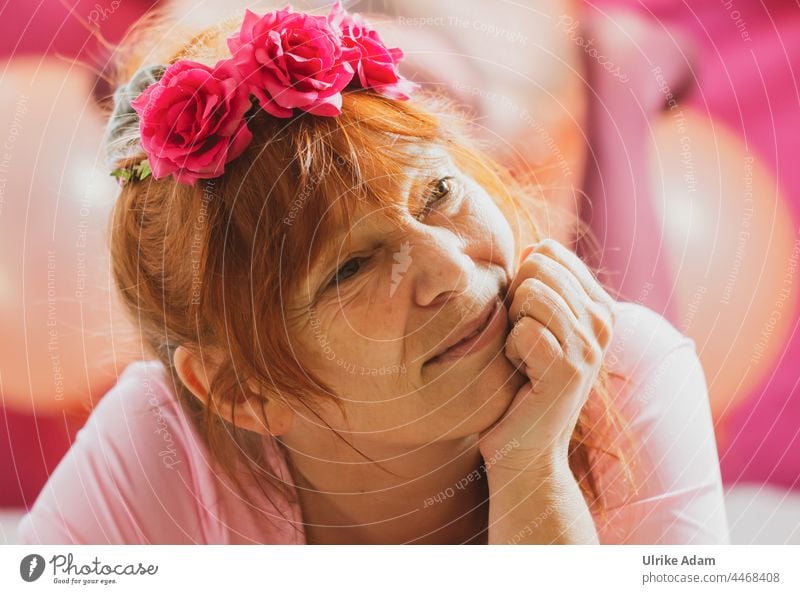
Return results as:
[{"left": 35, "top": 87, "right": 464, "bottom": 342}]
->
[{"left": 443, "top": 355, "right": 528, "bottom": 436}]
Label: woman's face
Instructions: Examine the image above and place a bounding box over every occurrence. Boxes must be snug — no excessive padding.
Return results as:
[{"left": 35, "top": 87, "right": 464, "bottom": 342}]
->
[{"left": 286, "top": 144, "right": 528, "bottom": 450}]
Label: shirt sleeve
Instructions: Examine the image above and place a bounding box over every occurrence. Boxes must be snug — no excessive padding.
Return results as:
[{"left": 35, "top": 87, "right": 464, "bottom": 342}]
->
[
  {"left": 594, "top": 312, "right": 730, "bottom": 544},
  {"left": 16, "top": 363, "right": 211, "bottom": 544}
]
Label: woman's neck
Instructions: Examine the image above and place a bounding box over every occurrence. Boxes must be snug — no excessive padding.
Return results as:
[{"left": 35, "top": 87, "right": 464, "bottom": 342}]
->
[{"left": 282, "top": 434, "right": 490, "bottom": 544}]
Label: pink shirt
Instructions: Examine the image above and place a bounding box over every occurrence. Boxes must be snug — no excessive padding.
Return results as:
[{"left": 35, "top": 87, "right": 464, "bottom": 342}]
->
[{"left": 16, "top": 302, "right": 730, "bottom": 544}]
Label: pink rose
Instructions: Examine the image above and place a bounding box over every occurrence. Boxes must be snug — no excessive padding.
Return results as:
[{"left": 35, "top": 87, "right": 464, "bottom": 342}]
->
[
  {"left": 130, "top": 59, "right": 253, "bottom": 185},
  {"left": 328, "top": 1, "right": 417, "bottom": 100},
  {"left": 227, "top": 7, "right": 355, "bottom": 117}
]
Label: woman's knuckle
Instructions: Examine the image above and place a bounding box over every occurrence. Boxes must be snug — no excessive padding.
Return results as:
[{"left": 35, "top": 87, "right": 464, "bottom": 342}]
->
[
  {"left": 510, "top": 318, "right": 536, "bottom": 355},
  {"left": 585, "top": 346, "right": 603, "bottom": 367},
  {"left": 519, "top": 277, "right": 542, "bottom": 296},
  {"left": 538, "top": 238, "right": 561, "bottom": 255},
  {"left": 561, "top": 353, "right": 582, "bottom": 379},
  {"left": 597, "top": 323, "right": 613, "bottom": 349},
  {"left": 588, "top": 302, "right": 615, "bottom": 347},
  {"left": 528, "top": 251, "right": 550, "bottom": 269},
  {"left": 569, "top": 329, "right": 597, "bottom": 365}
]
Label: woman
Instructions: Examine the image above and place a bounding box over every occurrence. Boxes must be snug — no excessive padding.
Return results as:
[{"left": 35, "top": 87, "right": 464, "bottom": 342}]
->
[{"left": 17, "top": 3, "right": 728, "bottom": 544}]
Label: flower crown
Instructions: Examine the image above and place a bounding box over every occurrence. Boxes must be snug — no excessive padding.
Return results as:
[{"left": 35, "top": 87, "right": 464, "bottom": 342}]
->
[{"left": 110, "top": 2, "right": 417, "bottom": 186}]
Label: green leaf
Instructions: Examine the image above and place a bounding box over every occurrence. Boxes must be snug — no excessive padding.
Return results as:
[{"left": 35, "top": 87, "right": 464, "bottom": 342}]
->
[
  {"left": 110, "top": 159, "right": 152, "bottom": 185},
  {"left": 110, "top": 168, "right": 132, "bottom": 183},
  {"left": 137, "top": 160, "right": 152, "bottom": 180}
]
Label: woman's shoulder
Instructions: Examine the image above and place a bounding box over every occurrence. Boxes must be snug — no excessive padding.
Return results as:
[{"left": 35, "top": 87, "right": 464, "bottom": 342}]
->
[
  {"left": 111, "top": 359, "right": 180, "bottom": 414},
  {"left": 593, "top": 302, "right": 729, "bottom": 543},
  {"left": 605, "top": 300, "right": 696, "bottom": 381},
  {"left": 16, "top": 359, "right": 215, "bottom": 543},
  {"left": 17, "top": 359, "right": 304, "bottom": 544},
  {"left": 84, "top": 359, "right": 207, "bottom": 487},
  {"left": 117, "top": 360, "right": 305, "bottom": 543},
  {"left": 600, "top": 300, "right": 707, "bottom": 452}
]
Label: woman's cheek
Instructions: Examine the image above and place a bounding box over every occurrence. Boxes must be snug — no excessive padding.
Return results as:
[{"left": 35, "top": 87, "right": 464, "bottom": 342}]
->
[{"left": 324, "top": 294, "right": 402, "bottom": 350}]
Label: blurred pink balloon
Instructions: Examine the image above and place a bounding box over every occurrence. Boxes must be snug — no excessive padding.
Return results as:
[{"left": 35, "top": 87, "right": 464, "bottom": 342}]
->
[
  {"left": 0, "top": 58, "right": 143, "bottom": 415},
  {"left": 649, "top": 108, "right": 799, "bottom": 423}
]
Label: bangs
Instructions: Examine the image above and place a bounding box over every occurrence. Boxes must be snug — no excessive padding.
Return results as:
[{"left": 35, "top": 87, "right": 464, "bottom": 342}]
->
[{"left": 257, "top": 92, "right": 450, "bottom": 300}]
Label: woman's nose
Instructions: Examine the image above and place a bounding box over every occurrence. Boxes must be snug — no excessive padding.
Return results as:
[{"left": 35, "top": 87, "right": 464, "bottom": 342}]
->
[{"left": 406, "top": 230, "right": 473, "bottom": 308}]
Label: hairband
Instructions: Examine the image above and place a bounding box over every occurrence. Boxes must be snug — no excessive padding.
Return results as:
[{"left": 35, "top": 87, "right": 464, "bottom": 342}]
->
[{"left": 108, "top": 2, "right": 416, "bottom": 186}]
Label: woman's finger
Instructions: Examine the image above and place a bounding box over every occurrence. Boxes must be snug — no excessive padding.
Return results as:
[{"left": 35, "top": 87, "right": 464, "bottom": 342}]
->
[
  {"left": 514, "top": 251, "right": 590, "bottom": 323},
  {"left": 518, "top": 238, "right": 615, "bottom": 307},
  {"left": 505, "top": 316, "right": 563, "bottom": 380},
  {"left": 512, "top": 242, "right": 616, "bottom": 343},
  {"left": 508, "top": 277, "right": 577, "bottom": 350}
]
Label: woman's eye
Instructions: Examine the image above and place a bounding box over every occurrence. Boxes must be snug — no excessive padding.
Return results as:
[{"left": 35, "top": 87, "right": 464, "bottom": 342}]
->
[
  {"left": 328, "top": 257, "right": 365, "bottom": 287},
  {"left": 428, "top": 177, "right": 452, "bottom": 205},
  {"left": 417, "top": 176, "right": 453, "bottom": 219}
]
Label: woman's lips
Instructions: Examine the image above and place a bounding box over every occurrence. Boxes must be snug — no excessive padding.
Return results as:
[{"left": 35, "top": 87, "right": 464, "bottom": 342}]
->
[{"left": 424, "top": 298, "right": 506, "bottom": 366}]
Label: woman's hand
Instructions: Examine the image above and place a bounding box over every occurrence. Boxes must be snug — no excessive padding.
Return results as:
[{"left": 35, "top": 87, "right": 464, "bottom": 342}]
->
[
  {"left": 478, "top": 238, "right": 617, "bottom": 475},
  {"left": 478, "top": 238, "right": 616, "bottom": 543}
]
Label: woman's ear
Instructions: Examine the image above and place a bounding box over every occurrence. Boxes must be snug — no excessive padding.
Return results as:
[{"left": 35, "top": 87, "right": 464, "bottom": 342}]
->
[
  {"left": 173, "top": 345, "right": 294, "bottom": 437},
  {"left": 173, "top": 345, "right": 214, "bottom": 401}
]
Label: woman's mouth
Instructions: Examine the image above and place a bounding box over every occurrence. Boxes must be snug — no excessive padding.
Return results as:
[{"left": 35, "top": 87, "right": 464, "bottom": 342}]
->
[{"left": 424, "top": 297, "right": 506, "bottom": 366}]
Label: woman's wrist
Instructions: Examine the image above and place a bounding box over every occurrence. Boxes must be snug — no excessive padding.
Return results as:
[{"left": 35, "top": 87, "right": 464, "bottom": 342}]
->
[
  {"left": 484, "top": 462, "right": 599, "bottom": 544},
  {"left": 480, "top": 441, "right": 570, "bottom": 478}
]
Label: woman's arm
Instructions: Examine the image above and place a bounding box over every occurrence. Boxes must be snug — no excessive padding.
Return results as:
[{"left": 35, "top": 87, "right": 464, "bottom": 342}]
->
[
  {"left": 16, "top": 362, "right": 205, "bottom": 544},
  {"left": 592, "top": 316, "right": 730, "bottom": 545},
  {"left": 485, "top": 464, "right": 598, "bottom": 545},
  {"left": 478, "top": 238, "right": 617, "bottom": 544}
]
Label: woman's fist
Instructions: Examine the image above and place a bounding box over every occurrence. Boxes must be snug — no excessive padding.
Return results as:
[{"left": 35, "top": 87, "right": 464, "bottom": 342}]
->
[{"left": 479, "top": 239, "right": 617, "bottom": 474}]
